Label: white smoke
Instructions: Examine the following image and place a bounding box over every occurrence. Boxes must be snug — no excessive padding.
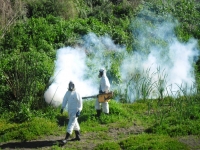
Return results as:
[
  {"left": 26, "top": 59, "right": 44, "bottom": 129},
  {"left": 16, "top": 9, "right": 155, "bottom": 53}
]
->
[
  {"left": 44, "top": 46, "right": 98, "bottom": 107},
  {"left": 120, "top": 12, "right": 199, "bottom": 100},
  {"left": 44, "top": 34, "right": 125, "bottom": 107},
  {"left": 44, "top": 11, "right": 199, "bottom": 106}
]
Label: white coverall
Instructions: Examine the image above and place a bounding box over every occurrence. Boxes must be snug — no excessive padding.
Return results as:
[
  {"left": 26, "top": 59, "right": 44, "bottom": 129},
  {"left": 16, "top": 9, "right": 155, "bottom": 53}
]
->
[
  {"left": 95, "top": 69, "right": 110, "bottom": 113},
  {"left": 62, "top": 91, "right": 83, "bottom": 134}
]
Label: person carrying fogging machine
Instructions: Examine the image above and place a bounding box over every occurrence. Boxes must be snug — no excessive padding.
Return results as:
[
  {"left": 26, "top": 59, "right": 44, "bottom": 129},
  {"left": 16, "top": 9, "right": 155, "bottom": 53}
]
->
[
  {"left": 95, "top": 68, "right": 110, "bottom": 117},
  {"left": 60, "top": 81, "right": 83, "bottom": 144}
]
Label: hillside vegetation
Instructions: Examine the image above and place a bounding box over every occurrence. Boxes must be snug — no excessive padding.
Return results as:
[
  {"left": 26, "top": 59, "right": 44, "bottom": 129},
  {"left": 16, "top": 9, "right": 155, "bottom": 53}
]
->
[{"left": 0, "top": 0, "right": 200, "bottom": 149}]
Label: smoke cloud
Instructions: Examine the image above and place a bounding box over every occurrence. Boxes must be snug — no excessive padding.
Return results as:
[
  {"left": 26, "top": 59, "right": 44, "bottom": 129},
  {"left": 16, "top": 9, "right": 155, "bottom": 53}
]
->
[
  {"left": 44, "top": 46, "right": 98, "bottom": 107},
  {"left": 120, "top": 11, "right": 199, "bottom": 101},
  {"left": 44, "top": 10, "right": 199, "bottom": 106}
]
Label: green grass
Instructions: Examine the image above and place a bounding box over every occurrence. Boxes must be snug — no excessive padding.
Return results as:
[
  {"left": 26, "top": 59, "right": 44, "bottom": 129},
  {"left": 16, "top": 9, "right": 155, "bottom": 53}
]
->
[
  {"left": 118, "top": 133, "right": 189, "bottom": 150},
  {"left": 0, "top": 117, "right": 60, "bottom": 142},
  {"left": 0, "top": 98, "right": 200, "bottom": 149}
]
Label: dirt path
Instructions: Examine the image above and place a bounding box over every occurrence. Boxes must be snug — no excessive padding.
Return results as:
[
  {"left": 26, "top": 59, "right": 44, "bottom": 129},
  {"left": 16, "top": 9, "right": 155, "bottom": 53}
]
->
[
  {"left": 178, "top": 135, "right": 200, "bottom": 150},
  {"left": 0, "top": 124, "right": 200, "bottom": 150}
]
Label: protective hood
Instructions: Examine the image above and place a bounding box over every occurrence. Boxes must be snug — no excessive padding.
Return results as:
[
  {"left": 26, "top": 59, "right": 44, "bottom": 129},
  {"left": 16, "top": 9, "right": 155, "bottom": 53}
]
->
[
  {"left": 68, "top": 81, "right": 75, "bottom": 91},
  {"left": 99, "top": 68, "right": 107, "bottom": 78},
  {"left": 99, "top": 68, "right": 110, "bottom": 93}
]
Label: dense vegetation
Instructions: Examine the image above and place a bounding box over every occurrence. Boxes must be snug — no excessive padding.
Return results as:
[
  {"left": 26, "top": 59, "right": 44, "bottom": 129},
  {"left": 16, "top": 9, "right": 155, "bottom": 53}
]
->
[{"left": 0, "top": 0, "right": 200, "bottom": 149}]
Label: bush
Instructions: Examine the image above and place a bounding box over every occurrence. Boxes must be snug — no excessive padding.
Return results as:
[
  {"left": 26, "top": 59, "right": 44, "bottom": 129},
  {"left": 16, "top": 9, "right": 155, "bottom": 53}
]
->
[{"left": 0, "top": 50, "right": 54, "bottom": 113}]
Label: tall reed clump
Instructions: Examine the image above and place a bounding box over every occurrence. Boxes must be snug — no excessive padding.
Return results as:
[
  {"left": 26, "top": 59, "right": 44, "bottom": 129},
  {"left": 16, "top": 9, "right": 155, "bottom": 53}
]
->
[{"left": 121, "top": 67, "right": 167, "bottom": 103}]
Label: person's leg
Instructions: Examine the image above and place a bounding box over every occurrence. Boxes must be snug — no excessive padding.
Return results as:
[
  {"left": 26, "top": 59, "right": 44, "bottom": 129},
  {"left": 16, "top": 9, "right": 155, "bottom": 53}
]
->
[
  {"left": 62, "top": 132, "right": 70, "bottom": 144},
  {"left": 95, "top": 98, "right": 101, "bottom": 117},
  {"left": 71, "top": 130, "right": 81, "bottom": 141},
  {"left": 67, "top": 112, "right": 77, "bottom": 134},
  {"left": 71, "top": 117, "right": 81, "bottom": 141},
  {"left": 102, "top": 102, "right": 109, "bottom": 114},
  {"left": 62, "top": 112, "right": 76, "bottom": 143}
]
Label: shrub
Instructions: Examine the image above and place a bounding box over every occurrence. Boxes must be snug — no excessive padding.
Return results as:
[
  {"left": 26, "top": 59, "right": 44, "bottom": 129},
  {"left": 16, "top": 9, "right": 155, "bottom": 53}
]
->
[{"left": 0, "top": 50, "right": 54, "bottom": 114}]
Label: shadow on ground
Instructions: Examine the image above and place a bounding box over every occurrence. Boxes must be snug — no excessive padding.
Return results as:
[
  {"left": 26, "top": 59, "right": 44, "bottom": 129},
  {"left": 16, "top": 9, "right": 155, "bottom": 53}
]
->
[{"left": 0, "top": 140, "right": 65, "bottom": 149}]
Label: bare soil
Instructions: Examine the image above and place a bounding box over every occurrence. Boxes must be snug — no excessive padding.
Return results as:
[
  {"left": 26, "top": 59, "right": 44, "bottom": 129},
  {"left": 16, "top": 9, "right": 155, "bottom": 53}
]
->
[
  {"left": 178, "top": 135, "right": 200, "bottom": 150},
  {"left": 0, "top": 124, "right": 200, "bottom": 150}
]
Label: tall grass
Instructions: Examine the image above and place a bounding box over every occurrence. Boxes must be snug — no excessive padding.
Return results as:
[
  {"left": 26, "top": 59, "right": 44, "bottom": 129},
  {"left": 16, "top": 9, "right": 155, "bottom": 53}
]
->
[
  {"left": 121, "top": 67, "right": 167, "bottom": 103},
  {"left": 0, "top": 95, "right": 199, "bottom": 149},
  {"left": 119, "top": 66, "right": 200, "bottom": 136}
]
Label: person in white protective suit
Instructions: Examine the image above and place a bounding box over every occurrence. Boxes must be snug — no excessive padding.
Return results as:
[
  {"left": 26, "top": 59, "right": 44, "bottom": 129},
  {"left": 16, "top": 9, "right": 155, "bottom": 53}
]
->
[
  {"left": 60, "top": 81, "right": 83, "bottom": 144},
  {"left": 95, "top": 68, "right": 110, "bottom": 117}
]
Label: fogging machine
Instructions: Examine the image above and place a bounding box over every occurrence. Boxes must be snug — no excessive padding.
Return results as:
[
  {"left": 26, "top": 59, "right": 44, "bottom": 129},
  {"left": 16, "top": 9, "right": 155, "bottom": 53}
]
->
[{"left": 82, "top": 91, "right": 113, "bottom": 102}]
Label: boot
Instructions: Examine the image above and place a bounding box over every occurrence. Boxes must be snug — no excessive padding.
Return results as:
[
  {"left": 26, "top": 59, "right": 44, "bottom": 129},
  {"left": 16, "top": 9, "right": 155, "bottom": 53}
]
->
[
  {"left": 62, "top": 132, "right": 70, "bottom": 144},
  {"left": 71, "top": 130, "right": 81, "bottom": 141},
  {"left": 96, "top": 109, "right": 101, "bottom": 117}
]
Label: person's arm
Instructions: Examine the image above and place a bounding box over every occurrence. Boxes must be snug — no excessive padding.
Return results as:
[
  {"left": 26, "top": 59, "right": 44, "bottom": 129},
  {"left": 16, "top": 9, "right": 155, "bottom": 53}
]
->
[
  {"left": 77, "top": 93, "right": 83, "bottom": 112},
  {"left": 61, "top": 92, "right": 69, "bottom": 114},
  {"left": 75, "top": 93, "right": 82, "bottom": 117},
  {"left": 101, "top": 77, "right": 110, "bottom": 93},
  {"left": 62, "top": 93, "right": 68, "bottom": 109}
]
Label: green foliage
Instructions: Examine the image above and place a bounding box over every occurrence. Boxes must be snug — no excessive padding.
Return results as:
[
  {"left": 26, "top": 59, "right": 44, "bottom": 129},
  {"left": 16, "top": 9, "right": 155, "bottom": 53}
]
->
[
  {"left": 0, "top": 49, "right": 54, "bottom": 114},
  {"left": 2, "top": 15, "right": 132, "bottom": 50},
  {"left": 148, "top": 120, "right": 200, "bottom": 137},
  {"left": 0, "top": 117, "right": 59, "bottom": 142},
  {"left": 144, "top": 93, "right": 200, "bottom": 136},
  {"left": 117, "top": 67, "right": 168, "bottom": 103},
  {"left": 2, "top": 16, "right": 62, "bottom": 52},
  {"left": 25, "top": 0, "right": 78, "bottom": 19},
  {"left": 85, "top": 0, "right": 142, "bottom": 21},
  {"left": 81, "top": 119, "right": 108, "bottom": 132},
  {"left": 94, "top": 141, "right": 121, "bottom": 150},
  {"left": 172, "top": 0, "right": 200, "bottom": 39},
  {"left": 76, "top": 0, "right": 139, "bottom": 50},
  {"left": 144, "top": 0, "right": 200, "bottom": 43},
  {"left": 79, "top": 100, "right": 131, "bottom": 132},
  {"left": 119, "top": 133, "right": 189, "bottom": 150},
  {"left": 0, "top": 97, "right": 199, "bottom": 150},
  {"left": 12, "top": 103, "right": 32, "bottom": 123}
]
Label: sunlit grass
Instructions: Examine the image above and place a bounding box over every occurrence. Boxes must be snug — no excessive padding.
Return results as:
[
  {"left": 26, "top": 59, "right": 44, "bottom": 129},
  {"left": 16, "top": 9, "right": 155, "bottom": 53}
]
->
[
  {"left": 118, "top": 133, "right": 189, "bottom": 150},
  {"left": 0, "top": 117, "right": 60, "bottom": 142},
  {"left": 1, "top": 91, "right": 200, "bottom": 149}
]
